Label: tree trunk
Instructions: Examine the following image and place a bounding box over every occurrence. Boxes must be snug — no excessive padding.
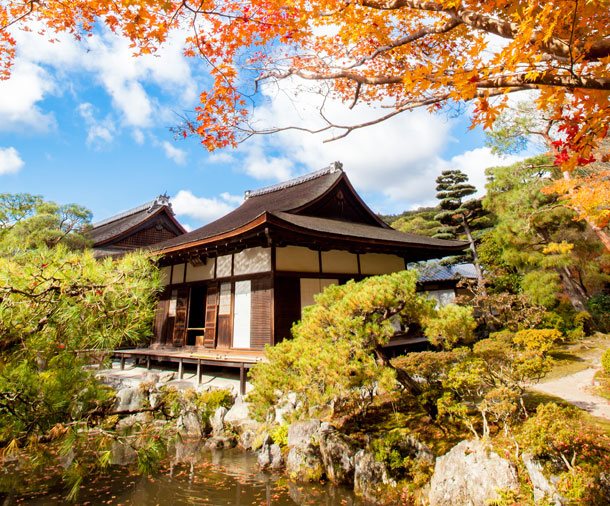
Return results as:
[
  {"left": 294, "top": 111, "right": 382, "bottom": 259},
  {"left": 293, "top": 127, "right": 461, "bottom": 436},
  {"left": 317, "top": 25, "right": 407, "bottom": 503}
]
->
[
  {"left": 461, "top": 215, "right": 485, "bottom": 289},
  {"left": 557, "top": 266, "right": 589, "bottom": 313}
]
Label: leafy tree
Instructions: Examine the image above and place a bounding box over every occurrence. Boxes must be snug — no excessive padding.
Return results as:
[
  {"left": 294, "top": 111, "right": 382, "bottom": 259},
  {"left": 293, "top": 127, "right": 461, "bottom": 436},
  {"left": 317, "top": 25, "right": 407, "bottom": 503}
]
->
[
  {"left": 482, "top": 155, "right": 610, "bottom": 312},
  {"left": 485, "top": 102, "right": 610, "bottom": 252},
  {"left": 1, "top": 1, "right": 609, "bottom": 169},
  {"left": 433, "top": 170, "right": 489, "bottom": 283},
  {"left": 249, "top": 271, "right": 474, "bottom": 421},
  {"left": 390, "top": 206, "right": 442, "bottom": 238},
  {"left": 439, "top": 328, "right": 561, "bottom": 438},
  {"left": 0, "top": 194, "right": 163, "bottom": 498},
  {"left": 0, "top": 193, "right": 92, "bottom": 249}
]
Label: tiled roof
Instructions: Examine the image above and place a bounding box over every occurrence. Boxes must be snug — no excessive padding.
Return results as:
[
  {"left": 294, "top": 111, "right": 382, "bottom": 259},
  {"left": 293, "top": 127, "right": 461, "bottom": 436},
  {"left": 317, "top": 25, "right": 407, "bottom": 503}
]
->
[{"left": 418, "top": 263, "right": 478, "bottom": 282}]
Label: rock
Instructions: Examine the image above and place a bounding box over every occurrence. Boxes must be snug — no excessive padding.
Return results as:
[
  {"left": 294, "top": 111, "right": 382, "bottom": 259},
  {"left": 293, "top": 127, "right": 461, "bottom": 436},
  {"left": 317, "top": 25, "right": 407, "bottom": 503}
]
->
[
  {"left": 224, "top": 395, "right": 259, "bottom": 432},
  {"left": 178, "top": 411, "right": 203, "bottom": 437},
  {"left": 205, "top": 435, "right": 237, "bottom": 450},
  {"left": 319, "top": 428, "right": 357, "bottom": 485},
  {"left": 287, "top": 419, "right": 321, "bottom": 447},
  {"left": 149, "top": 392, "right": 163, "bottom": 409},
  {"left": 402, "top": 435, "right": 435, "bottom": 465},
  {"left": 354, "top": 449, "right": 395, "bottom": 502},
  {"left": 158, "top": 371, "right": 176, "bottom": 383},
  {"left": 258, "top": 437, "right": 284, "bottom": 470},
  {"left": 165, "top": 380, "right": 194, "bottom": 391},
  {"left": 274, "top": 393, "right": 298, "bottom": 424},
  {"left": 141, "top": 372, "right": 160, "bottom": 384},
  {"left": 240, "top": 430, "right": 256, "bottom": 451},
  {"left": 286, "top": 420, "right": 324, "bottom": 482},
  {"left": 428, "top": 440, "right": 519, "bottom": 506},
  {"left": 211, "top": 406, "right": 228, "bottom": 436},
  {"left": 522, "top": 453, "right": 566, "bottom": 505},
  {"left": 113, "top": 387, "right": 144, "bottom": 412}
]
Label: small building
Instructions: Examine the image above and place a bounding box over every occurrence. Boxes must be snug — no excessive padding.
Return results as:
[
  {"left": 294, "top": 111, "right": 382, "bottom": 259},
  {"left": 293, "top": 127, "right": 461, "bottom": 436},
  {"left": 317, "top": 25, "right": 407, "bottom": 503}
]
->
[
  {"left": 150, "top": 163, "right": 466, "bottom": 354},
  {"left": 90, "top": 195, "right": 186, "bottom": 257},
  {"left": 418, "top": 263, "right": 478, "bottom": 306}
]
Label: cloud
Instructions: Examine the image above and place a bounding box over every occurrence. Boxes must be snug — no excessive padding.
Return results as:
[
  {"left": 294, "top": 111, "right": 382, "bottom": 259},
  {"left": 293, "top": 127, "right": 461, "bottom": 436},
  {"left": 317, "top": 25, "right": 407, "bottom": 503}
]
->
[
  {"left": 0, "top": 60, "right": 56, "bottom": 131},
  {"left": 0, "top": 147, "right": 25, "bottom": 175},
  {"left": 5, "top": 24, "right": 199, "bottom": 132},
  {"left": 78, "top": 102, "right": 116, "bottom": 147},
  {"left": 161, "top": 141, "right": 187, "bottom": 165},
  {"left": 220, "top": 192, "right": 244, "bottom": 205},
  {"left": 171, "top": 190, "right": 240, "bottom": 224}
]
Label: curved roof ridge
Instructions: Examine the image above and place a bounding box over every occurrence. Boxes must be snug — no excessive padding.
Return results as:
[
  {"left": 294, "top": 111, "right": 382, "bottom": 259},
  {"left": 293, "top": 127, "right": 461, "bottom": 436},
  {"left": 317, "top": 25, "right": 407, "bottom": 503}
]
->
[
  {"left": 92, "top": 194, "right": 173, "bottom": 229},
  {"left": 245, "top": 162, "right": 343, "bottom": 200}
]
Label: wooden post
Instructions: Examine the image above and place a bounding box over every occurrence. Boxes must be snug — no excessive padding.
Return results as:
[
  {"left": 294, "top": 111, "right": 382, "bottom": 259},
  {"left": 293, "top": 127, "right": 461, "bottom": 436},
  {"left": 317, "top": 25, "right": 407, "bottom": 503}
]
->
[
  {"left": 146, "top": 356, "right": 151, "bottom": 370},
  {"left": 178, "top": 358, "right": 184, "bottom": 379},
  {"left": 240, "top": 363, "right": 246, "bottom": 396},
  {"left": 120, "top": 355, "right": 125, "bottom": 370},
  {"left": 197, "top": 359, "right": 202, "bottom": 385}
]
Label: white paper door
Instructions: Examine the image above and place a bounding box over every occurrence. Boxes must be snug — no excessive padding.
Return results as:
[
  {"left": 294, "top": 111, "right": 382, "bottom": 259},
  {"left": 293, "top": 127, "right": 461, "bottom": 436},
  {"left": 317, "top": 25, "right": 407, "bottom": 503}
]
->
[{"left": 232, "top": 280, "right": 251, "bottom": 348}]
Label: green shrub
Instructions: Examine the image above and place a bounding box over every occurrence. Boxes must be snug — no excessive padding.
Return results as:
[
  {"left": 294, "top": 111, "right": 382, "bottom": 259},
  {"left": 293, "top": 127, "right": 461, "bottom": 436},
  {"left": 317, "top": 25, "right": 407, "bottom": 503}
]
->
[
  {"left": 423, "top": 304, "right": 477, "bottom": 350},
  {"left": 270, "top": 423, "right": 289, "bottom": 448},
  {"left": 602, "top": 348, "right": 610, "bottom": 375},
  {"left": 372, "top": 429, "right": 433, "bottom": 485}
]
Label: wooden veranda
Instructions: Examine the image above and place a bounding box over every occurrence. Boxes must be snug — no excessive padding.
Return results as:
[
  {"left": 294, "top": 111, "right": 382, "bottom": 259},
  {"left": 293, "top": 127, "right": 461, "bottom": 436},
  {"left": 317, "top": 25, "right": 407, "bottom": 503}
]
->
[{"left": 113, "top": 348, "right": 265, "bottom": 395}]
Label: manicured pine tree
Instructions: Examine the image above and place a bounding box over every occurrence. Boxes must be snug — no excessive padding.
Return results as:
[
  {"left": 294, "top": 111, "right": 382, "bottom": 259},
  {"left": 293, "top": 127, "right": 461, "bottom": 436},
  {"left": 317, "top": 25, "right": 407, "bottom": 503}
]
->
[{"left": 433, "top": 170, "right": 486, "bottom": 285}]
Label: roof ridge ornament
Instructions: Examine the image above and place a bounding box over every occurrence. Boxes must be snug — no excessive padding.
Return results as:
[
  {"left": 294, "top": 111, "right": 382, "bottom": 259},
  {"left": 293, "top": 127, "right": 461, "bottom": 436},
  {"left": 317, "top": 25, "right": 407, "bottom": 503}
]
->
[
  {"left": 92, "top": 194, "right": 173, "bottom": 228},
  {"left": 244, "top": 162, "right": 343, "bottom": 200}
]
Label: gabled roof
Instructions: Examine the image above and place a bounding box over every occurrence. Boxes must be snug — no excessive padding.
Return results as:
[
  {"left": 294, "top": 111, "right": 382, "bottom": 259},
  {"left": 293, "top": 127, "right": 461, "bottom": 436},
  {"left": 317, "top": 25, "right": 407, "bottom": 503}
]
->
[
  {"left": 90, "top": 195, "right": 186, "bottom": 247},
  {"left": 153, "top": 164, "right": 467, "bottom": 257}
]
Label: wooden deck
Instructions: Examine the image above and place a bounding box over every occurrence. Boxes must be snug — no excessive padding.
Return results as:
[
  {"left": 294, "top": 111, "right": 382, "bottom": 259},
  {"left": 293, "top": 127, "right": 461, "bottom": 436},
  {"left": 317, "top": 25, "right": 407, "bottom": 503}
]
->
[{"left": 113, "top": 347, "right": 265, "bottom": 395}]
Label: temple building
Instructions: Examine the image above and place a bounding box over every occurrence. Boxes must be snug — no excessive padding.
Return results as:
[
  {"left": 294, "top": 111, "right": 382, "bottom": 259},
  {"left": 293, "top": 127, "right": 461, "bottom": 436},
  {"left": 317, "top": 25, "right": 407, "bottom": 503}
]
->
[{"left": 149, "top": 163, "right": 466, "bottom": 353}]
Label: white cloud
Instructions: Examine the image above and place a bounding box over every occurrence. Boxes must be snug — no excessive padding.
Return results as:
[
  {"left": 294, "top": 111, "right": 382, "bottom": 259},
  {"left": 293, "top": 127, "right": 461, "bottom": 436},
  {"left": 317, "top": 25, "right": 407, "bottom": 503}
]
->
[
  {"left": 4, "top": 24, "right": 199, "bottom": 133},
  {"left": 132, "top": 129, "right": 145, "bottom": 145},
  {"left": 161, "top": 141, "right": 187, "bottom": 165},
  {"left": 0, "top": 60, "right": 56, "bottom": 131},
  {"left": 220, "top": 192, "right": 244, "bottom": 205},
  {"left": 172, "top": 190, "right": 239, "bottom": 224},
  {"left": 449, "top": 147, "right": 522, "bottom": 198},
  {"left": 0, "top": 147, "right": 25, "bottom": 175},
  {"left": 78, "top": 102, "right": 116, "bottom": 147}
]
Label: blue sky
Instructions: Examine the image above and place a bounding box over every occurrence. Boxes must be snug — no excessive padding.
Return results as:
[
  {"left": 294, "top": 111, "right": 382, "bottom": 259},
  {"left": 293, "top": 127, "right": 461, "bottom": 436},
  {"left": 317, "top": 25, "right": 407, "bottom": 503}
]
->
[{"left": 0, "top": 26, "right": 521, "bottom": 231}]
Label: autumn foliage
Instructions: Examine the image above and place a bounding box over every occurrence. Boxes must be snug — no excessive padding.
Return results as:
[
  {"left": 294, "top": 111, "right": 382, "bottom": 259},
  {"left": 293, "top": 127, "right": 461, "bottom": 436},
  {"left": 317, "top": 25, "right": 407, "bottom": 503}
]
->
[{"left": 1, "top": 1, "right": 609, "bottom": 167}]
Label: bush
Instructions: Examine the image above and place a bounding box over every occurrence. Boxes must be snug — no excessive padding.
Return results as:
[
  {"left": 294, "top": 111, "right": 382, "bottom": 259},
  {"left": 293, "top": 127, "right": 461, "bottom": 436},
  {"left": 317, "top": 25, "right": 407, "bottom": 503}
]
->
[
  {"left": 423, "top": 304, "right": 477, "bottom": 350},
  {"left": 588, "top": 292, "right": 610, "bottom": 332},
  {"left": 602, "top": 348, "right": 610, "bottom": 375}
]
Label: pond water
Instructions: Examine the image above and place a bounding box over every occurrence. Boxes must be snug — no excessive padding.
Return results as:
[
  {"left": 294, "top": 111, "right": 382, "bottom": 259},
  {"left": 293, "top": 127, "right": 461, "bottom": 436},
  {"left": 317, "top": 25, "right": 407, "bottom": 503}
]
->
[{"left": 1, "top": 445, "right": 365, "bottom": 506}]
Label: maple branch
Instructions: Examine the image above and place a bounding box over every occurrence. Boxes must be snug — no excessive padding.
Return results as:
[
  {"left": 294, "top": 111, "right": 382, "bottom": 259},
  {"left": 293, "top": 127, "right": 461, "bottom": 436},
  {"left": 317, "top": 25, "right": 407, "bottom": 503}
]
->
[
  {"left": 359, "top": 0, "right": 610, "bottom": 62},
  {"left": 347, "top": 17, "right": 462, "bottom": 69},
  {"left": 0, "top": 0, "right": 39, "bottom": 33}
]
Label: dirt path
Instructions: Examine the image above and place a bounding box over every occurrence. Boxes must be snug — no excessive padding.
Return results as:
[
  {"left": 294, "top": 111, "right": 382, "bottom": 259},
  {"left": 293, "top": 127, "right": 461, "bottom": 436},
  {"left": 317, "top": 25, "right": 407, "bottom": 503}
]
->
[{"left": 532, "top": 365, "right": 610, "bottom": 420}]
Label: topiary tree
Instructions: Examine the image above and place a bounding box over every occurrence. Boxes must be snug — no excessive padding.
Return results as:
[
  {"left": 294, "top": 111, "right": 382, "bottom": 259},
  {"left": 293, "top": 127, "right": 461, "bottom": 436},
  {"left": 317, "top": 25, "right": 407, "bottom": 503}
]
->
[
  {"left": 433, "top": 170, "right": 489, "bottom": 285},
  {"left": 248, "top": 271, "right": 444, "bottom": 422}
]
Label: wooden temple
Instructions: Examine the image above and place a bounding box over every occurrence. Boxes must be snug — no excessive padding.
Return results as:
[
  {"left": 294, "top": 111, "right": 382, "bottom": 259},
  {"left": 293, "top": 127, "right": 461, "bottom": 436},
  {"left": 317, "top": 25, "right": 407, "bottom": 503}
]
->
[
  {"left": 147, "top": 163, "right": 467, "bottom": 357},
  {"left": 90, "top": 194, "right": 186, "bottom": 257}
]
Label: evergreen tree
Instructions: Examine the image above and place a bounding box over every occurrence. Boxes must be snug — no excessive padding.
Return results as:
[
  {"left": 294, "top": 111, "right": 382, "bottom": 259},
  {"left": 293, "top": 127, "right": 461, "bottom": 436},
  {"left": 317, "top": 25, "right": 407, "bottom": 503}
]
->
[{"left": 433, "top": 170, "right": 487, "bottom": 284}]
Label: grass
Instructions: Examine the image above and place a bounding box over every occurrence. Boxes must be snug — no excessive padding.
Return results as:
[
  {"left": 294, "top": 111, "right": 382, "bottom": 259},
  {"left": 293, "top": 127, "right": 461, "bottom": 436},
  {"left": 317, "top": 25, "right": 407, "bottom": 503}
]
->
[{"left": 540, "top": 332, "right": 610, "bottom": 382}]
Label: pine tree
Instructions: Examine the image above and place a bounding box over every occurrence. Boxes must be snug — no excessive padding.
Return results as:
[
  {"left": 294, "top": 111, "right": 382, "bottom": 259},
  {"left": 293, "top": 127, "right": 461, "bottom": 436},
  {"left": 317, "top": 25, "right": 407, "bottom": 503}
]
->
[{"left": 433, "top": 170, "right": 486, "bottom": 285}]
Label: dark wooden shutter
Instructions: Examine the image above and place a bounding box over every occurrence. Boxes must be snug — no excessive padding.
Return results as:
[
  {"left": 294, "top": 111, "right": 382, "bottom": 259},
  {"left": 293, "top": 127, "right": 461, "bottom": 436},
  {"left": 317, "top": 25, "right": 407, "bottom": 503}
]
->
[
  {"left": 274, "top": 276, "right": 301, "bottom": 344},
  {"left": 251, "top": 277, "right": 272, "bottom": 349},
  {"left": 172, "top": 287, "right": 188, "bottom": 347},
  {"left": 152, "top": 287, "right": 169, "bottom": 346},
  {"left": 204, "top": 284, "right": 218, "bottom": 348}
]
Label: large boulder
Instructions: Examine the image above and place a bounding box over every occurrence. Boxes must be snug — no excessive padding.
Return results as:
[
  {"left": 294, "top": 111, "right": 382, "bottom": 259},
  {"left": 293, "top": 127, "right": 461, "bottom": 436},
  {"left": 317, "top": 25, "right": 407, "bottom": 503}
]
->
[
  {"left": 428, "top": 440, "right": 519, "bottom": 506},
  {"left": 354, "top": 449, "right": 395, "bottom": 502},
  {"left": 319, "top": 426, "right": 357, "bottom": 485},
  {"left": 274, "top": 393, "right": 298, "bottom": 425},
  {"left": 258, "top": 435, "right": 284, "bottom": 470},
  {"left": 210, "top": 406, "right": 228, "bottom": 437},
  {"left": 522, "top": 453, "right": 566, "bottom": 506},
  {"left": 224, "top": 395, "right": 259, "bottom": 432},
  {"left": 113, "top": 387, "right": 145, "bottom": 412},
  {"left": 286, "top": 419, "right": 325, "bottom": 481},
  {"left": 178, "top": 410, "right": 204, "bottom": 437}
]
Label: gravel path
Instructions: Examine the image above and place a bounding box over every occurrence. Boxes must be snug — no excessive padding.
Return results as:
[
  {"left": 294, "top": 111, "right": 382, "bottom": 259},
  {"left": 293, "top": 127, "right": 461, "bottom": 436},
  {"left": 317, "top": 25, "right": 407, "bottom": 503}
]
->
[{"left": 532, "top": 366, "right": 610, "bottom": 420}]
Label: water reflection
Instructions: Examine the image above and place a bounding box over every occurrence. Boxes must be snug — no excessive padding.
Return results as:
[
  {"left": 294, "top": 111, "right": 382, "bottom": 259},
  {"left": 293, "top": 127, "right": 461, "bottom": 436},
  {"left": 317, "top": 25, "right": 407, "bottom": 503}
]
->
[{"left": 3, "top": 444, "right": 365, "bottom": 506}]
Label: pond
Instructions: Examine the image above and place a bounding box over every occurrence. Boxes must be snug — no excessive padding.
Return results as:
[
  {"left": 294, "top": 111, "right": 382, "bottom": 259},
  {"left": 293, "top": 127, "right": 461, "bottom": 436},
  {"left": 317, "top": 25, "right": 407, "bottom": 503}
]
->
[{"left": 1, "top": 444, "right": 366, "bottom": 506}]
